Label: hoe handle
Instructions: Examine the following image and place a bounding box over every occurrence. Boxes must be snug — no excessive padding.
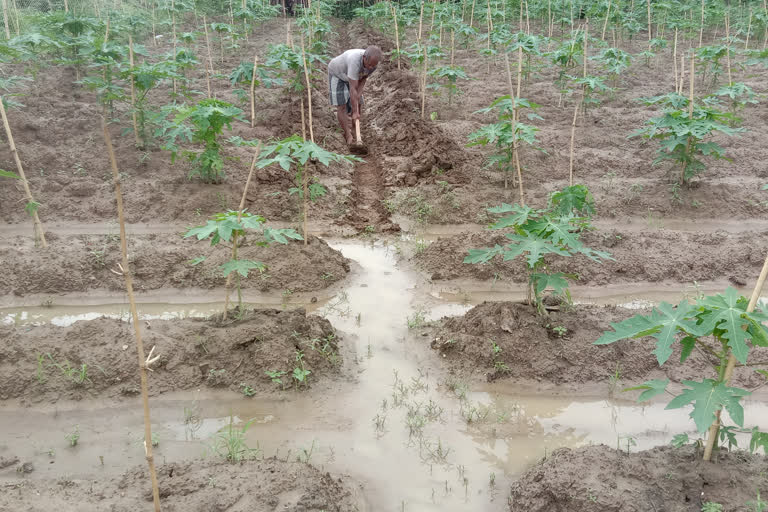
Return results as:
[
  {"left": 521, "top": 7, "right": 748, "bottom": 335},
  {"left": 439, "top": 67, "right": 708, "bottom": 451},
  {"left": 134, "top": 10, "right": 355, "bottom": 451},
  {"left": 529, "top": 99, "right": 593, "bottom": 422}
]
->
[{"left": 355, "top": 118, "right": 362, "bottom": 144}]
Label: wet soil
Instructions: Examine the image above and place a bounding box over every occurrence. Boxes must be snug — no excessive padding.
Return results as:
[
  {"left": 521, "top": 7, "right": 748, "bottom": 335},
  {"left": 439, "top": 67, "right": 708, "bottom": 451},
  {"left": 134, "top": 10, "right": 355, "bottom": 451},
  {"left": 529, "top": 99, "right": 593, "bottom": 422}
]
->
[
  {"left": 414, "top": 228, "right": 768, "bottom": 287},
  {"left": 0, "top": 232, "right": 349, "bottom": 296},
  {"left": 509, "top": 444, "right": 768, "bottom": 512},
  {"left": 0, "top": 308, "right": 342, "bottom": 404},
  {"left": 426, "top": 301, "right": 766, "bottom": 392},
  {"left": 0, "top": 457, "right": 365, "bottom": 511}
]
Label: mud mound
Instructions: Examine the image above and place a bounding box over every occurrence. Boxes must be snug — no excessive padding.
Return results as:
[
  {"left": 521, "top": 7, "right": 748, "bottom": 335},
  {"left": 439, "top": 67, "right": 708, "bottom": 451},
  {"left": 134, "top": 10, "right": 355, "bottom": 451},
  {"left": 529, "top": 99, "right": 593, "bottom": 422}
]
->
[
  {"left": 0, "top": 457, "right": 363, "bottom": 511},
  {"left": 428, "top": 302, "right": 762, "bottom": 389},
  {"left": 0, "top": 233, "right": 350, "bottom": 296},
  {"left": 509, "top": 444, "right": 768, "bottom": 512},
  {"left": 415, "top": 229, "right": 768, "bottom": 286},
  {"left": 0, "top": 309, "right": 342, "bottom": 403}
]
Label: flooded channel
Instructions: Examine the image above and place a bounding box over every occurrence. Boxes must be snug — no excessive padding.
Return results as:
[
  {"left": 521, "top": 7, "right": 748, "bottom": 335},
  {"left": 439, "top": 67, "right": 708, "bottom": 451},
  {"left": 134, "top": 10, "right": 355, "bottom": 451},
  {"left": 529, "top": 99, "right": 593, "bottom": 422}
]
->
[{"left": 2, "top": 240, "right": 767, "bottom": 511}]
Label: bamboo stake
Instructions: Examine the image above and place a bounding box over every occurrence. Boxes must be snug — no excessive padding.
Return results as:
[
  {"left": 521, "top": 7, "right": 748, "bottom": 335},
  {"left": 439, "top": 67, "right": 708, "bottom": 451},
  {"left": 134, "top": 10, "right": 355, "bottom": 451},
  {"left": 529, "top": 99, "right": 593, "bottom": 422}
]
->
[
  {"left": 203, "top": 15, "right": 215, "bottom": 83},
  {"left": 2, "top": 0, "right": 10, "bottom": 40},
  {"left": 0, "top": 97, "right": 48, "bottom": 248},
  {"left": 418, "top": 1, "right": 424, "bottom": 41},
  {"left": 421, "top": 44, "right": 427, "bottom": 119},
  {"left": 763, "top": 0, "right": 768, "bottom": 50},
  {"left": 450, "top": 10, "right": 455, "bottom": 66},
  {"left": 679, "top": 52, "right": 685, "bottom": 94},
  {"left": 703, "top": 252, "right": 768, "bottom": 461},
  {"left": 171, "top": 0, "right": 177, "bottom": 96},
  {"left": 152, "top": 1, "right": 157, "bottom": 47},
  {"left": 101, "top": 117, "right": 161, "bottom": 512},
  {"left": 681, "top": 51, "right": 694, "bottom": 185},
  {"left": 699, "top": 0, "right": 704, "bottom": 46},
  {"left": 646, "top": 0, "right": 651, "bottom": 46},
  {"left": 601, "top": 0, "right": 611, "bottom": 40},
  {"left": 250, "top": 55, "right": 258, "bottom": 128},
  {"left": 392, "top": 5, "right": 401, "bottom": 70},
  {"left": 504, "top": 53, "right": 523, "bottom": 203},
  {"left": 469, "top": 0, "right": 475, "bottom": 27},
  {"left": 301, "top": 37, "right": 314, "bottom": 245},
  {"left": 10, "top": 0, "right": 18, "bottom": 36},
  {"left": 725, "top": 13, "right": 733, "bottom": 85},
  {"left": 64, "top": 0, "right": 68, "bottom": 12},
  {"left": 223, "top": 144, "right": 262, "bottom": 316},
  {"left": 128, "top": 36, "right": 141, "bottom": 148},
  {"left": 745, "top": 9, "right": 752, "bottom": 49},
  {"left": 547, "top": 0, "right": 552, "bottom": 38},
  {"left": 569, "top": 21, "right": 587, "bottom": 187},
  {"left": 524, "top": 0, "right": 529, "bottom": 34},
  {"left": 673, "top": 28, "right": 678, "bottom": 93},
  {"left": 429, "top": 0, "right": 436, "bottom": 34}
]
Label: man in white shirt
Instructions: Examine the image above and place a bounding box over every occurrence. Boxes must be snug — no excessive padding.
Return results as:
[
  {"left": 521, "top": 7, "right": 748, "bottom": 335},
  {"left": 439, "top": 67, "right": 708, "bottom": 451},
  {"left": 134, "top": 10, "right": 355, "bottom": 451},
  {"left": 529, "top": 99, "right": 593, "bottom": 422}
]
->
[{"left": 328, "top": 46, "right": 381, "bottom": 145}]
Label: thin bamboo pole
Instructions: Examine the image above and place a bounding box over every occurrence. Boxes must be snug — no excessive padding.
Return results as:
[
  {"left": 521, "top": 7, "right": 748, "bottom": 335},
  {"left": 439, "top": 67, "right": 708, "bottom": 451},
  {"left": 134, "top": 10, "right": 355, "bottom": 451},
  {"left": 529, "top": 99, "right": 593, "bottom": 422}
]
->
[
  {"left": 101, "top": 117, "right": 161, "bottom": 512},
  {"left": 301, "top": 37, "right": 314, "bottom": 245},
  {"left": 203, "top": 15, "right": 215, "bottom": 91},
  {"left": 2, "top": 0, "right": 10, "bottom": 40},
  {"left": 679, "top": 52, "right": 685, "bottom": 94},
  {"left": 418, "top": 1, "right": 424, "bottom": 41},
  {"left": 524, "top": 0, "right": 529, "bottom": 34},
  {"left": 646, "top": 0, "right": 651, "bottom": 46},
  {"left": 673, "top": 28, "right": 678, "bottom": 93},
  {"left": 699, "top": 0, "right": 704, "bottom": 46},
  {"left": 10, "top": 0, "right": 18, "bottom": 36},
  {"left": 223, "top": 144, "right": 262, "bottom": 317},
  {"left": 64, "top": 0, "right": 68, "bottom": 12},
  {"left": 745, "top": 9, "right": 752, "bottom": 49},
  {"left": 725, "top": 13, "right": 733, "bottom": 85},
  {"left": 392, "top": 5, "right": 401, "bottom": 70},
  {"left": 250, "top": 55, "right": 258, "bottom": 128},
  {"left": 569, "top": 21, "right": 587, "bottom": 187},
  {"left": 703, "top": 252, "right": 768, "bottom": 461},
  {"left": 0, "top": 97, "right": 47, "bottom": 248},
  {"left": 504, "top": 53, "right": 523, "bottom": 203},
  {"left": 763, "top": 0, "right": 768, "bottom": 50},
  {"left": 152, "top": 1, "right": 157, "bottom": 47},
  {"left": 421, "top": 45, "right": 428, "bottom": 119},
  {"left": 128, "top": 36, "right": 141, "bottom": 148},
  {"left": 469, "top": 0, "right": 475, "bottom": 27},
  {"left": 429, "top": 0, "right": 436, "bottom": 33},
  {"left": 602, "top": 0, "right": 611, "bottom": 40},
  {"left": 681, "top": 51, "right": 694, "bottom": 185},
  {"left": 547, "top": 0, "right": 552, "bottom": 38},
  {"left": 450, "top": 10, "right": 455, "bottom": 66},
  {"left": 171, "top": 0, "right": 177, "bottom": 96}
]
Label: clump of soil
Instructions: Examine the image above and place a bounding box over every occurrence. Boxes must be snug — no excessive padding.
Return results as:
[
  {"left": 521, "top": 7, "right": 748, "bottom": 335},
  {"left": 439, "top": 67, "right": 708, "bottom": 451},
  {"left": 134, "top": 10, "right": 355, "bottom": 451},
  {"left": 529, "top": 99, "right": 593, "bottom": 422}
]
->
[
  {"left": 0, "top": 457, "right": 364, "bottom": 511},
  {"left": 415, "top": 229, "right": 768, "bottom": 286},
  {"left": 0, "top": 233, "right": 350, "bottom": 296},
  {"left": 427, "top": 302, "right": 762, "bottom": 391},
  {"left": 509, "top": 444, "right": 768, "bottom": 512},
  {"left": 0, "top": 308, "right": 343, "bottom": 403}
]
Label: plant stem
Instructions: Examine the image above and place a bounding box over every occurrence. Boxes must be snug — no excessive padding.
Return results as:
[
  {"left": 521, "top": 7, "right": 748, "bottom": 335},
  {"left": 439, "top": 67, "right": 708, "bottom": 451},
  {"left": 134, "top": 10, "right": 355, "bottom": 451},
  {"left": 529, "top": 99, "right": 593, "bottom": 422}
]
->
[
  {"left": 101, "top": 117, "right": 161, "bottom": 511},
  {"left": 0, "top": 96, "right": 47, "bottom": 248},
  {"left": 703, "top": 251, "right": 768, "bottom": 461}
]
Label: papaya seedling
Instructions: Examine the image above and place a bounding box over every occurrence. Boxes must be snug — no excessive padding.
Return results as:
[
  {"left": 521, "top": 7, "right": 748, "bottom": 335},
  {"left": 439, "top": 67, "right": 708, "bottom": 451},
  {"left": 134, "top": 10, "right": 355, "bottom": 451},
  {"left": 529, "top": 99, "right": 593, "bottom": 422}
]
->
[
  {"left": 184, "top": 210, "right": 302, "bottom": 313},
  {"left": 630, "top": 92, "right": 744, "bottom": 185},
  {"left": 166, "top": 98, "right": 245, "bottom": 183},
  {"left": 594, "top": 286, "right": 768, "bottom": 460},
  {"left": 464, "top": 185, "right": 612, "bottom": 314},
  {"left": 427, "top": 65, "right": 468, "bottom": 108}
]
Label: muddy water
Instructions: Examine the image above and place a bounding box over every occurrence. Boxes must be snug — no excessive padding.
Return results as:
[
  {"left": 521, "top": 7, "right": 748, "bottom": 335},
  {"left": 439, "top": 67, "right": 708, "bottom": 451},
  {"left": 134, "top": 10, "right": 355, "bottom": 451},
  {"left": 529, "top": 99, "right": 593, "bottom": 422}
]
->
[{"left": 3, "top": 241, "right": 768, "bottom": 512}]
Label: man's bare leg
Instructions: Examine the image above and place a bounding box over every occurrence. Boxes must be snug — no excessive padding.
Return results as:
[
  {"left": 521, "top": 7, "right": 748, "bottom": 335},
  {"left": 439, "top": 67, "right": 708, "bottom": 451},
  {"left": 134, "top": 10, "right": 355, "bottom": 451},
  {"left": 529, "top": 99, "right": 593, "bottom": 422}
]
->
[{"left": 337, "top": 105, "right": 353, "bottom": 144}]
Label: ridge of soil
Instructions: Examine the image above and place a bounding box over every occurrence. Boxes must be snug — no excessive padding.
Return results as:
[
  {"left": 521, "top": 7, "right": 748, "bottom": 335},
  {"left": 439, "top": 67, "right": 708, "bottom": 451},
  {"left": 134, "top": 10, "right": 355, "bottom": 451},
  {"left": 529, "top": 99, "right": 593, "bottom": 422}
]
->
[
  {"left": 414, "top": 228, "right": 768, "bottom": 287},
  {"left": 427, "top": 301, "right": 765, "bottom": 391},
  {"left": 0, "top": 233, "right": 350, "bottom": 296},
  {"left": 0, "top": 308, "right": 343, "bottom": 404},
  {"left": 0, "top": 457, "right": 365, "bottom": 511},
  {"left": 508, "top": 444, "right": 768, "bottom": 512}
]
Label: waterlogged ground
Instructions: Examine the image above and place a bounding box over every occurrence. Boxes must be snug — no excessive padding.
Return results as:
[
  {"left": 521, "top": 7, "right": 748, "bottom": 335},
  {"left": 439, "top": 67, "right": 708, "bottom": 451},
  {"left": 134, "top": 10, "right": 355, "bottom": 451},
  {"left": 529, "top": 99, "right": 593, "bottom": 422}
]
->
[{"left": 2, "top": 240, "right": 768, "bottom": 511}]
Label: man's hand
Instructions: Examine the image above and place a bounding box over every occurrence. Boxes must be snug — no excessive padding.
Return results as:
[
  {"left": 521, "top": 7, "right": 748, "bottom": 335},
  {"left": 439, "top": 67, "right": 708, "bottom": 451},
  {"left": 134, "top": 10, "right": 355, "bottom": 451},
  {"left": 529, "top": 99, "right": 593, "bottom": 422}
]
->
[{"left": 352, "top": 110, "right": 360, "bottom": 121}]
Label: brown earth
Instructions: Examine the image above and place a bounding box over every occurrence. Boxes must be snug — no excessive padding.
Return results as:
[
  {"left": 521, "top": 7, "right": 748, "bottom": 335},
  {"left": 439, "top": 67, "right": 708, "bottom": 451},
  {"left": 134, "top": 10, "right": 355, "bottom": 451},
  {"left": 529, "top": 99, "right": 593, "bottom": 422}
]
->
[
  {"left": 0, "top": 232, "right": 349, "bottom": 296},
  {"left": 414, "top": 228, "right": 768, "bottom": 287},
  {"left": 0, "top": 457, "right": 365, "bottom": 511},
  {"left": 0, "top": 308, "right": 343, "bottom": 404},
  {"left": 509, "top": 444, "right": 768, "bottom": 512},
  {"left": 426, "top": 301, "right": 766, "bottom": 391}
]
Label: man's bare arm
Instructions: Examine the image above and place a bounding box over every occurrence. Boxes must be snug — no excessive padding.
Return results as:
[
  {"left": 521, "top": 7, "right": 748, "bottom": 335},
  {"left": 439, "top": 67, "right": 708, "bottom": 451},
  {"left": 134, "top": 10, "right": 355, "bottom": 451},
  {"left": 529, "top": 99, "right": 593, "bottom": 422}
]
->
[{"left": 349, "top": 79, "right": 361, "bottom": 120}]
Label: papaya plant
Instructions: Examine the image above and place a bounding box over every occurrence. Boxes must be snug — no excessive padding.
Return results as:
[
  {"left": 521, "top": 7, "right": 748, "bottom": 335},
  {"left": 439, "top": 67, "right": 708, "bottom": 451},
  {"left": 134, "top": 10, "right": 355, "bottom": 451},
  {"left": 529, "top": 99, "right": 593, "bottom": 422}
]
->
[
  {"left": 427, "top": 65, "right": 468, "bottom": 108},
  {"left": 184, "top": 210, "right": 302, "bottom": 313},
  {"left": 464, "top": 185, "right": 613, "bottom": 314},
  {"left": 164, "top": 99, "right": 245, "bottom": 183},
  {"left": 467, "top": 96, "right": 544, "bottom": 189},
  {"left": 630, "top": 92, "right": 744, "bottom": 185},
  {"left": 594, "top": 287, "right": 768, "bottom": 460}
]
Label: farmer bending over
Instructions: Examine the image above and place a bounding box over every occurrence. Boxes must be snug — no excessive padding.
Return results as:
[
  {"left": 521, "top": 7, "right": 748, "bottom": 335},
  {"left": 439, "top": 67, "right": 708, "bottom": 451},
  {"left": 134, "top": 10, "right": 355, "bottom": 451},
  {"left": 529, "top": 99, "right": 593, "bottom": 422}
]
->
[{"left": 328, "top": 46, "right": 381, "bottom": 145}]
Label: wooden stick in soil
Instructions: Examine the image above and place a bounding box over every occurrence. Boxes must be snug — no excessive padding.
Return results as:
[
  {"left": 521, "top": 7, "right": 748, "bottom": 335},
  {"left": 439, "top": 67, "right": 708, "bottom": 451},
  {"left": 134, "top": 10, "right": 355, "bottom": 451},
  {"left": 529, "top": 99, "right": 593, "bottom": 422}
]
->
[
  {"left": 569, "top": 20, "right": 587, "bottom": 187},
  {"left": 152, "top": 0, "right": 157, "bottom": 47},
  {"left": 547, "top": 0, "right": 552, "bottom": 38},
  {"left": 450, "top": 10, "right": 455, "bottom": 66},
  {"left": 203, "top": 15, "right": 215, "bottom": 93},
  {"left": 699, "top": 0, "right": 704, "bottom": 46},
  {"left": 504, "top": 53, "right": 524, "bottom": 203},
  {"left": 222, "top": 143, "right": 262, "bottom": 317},
  {"left": 725, "top": 13, "right": 732, "bottom": 85},
  {"left": 101, "top": 117, "right": 161, "bottom": 512},
  {"left": 421, "top": 44, "right": 428, "bottom": 119},
  {"left": 764, "top": 0, "right": 768, "bottom": 50},
  {"left": 646, "top": 0, "right": 651, "bottom": 48},
  {"left": 301, "top": 36, "right": 314, "bottom": 245},
  {"left": 418, "top": 1, "right": 424, "bottom": 41},
  {"left": 673, "top": 28, "right": 678, "bottom": 93},
  {"left": 392, "top": 5, "right": 401, "bottom": 70},
  {"left": 469, "top": 0, "right": 475, "bottom": 27},
  {"left": 745, "top": 9, "right": 752, "bottom": 49},
  {"left": 250, "top": 55, "right": 258, "bottom": 128},
  {"left": 703, "top": 252, "right": 768, "bottom": 462},
  {"left": 128, "top": 36, "right": 141, "bottom": 148},
  {"left": 2, "top": 0, "right": 10, "bottom": 40},
  {"left": 680, "top": 50, "right": 694, "bottom": 185},
  {"left": 601, "top": 0, "right": 611, "bottom": 41},
  {"left": 0, "top": 97, "right": 48, "bottom": 248}
]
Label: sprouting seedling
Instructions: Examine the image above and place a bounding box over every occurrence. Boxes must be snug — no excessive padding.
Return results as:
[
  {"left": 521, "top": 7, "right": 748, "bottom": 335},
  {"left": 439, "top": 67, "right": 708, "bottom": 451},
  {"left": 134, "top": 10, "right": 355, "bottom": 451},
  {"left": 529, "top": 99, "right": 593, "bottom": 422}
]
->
[{"left": 65, "top": 425, "right": 80, "bottom": 447}]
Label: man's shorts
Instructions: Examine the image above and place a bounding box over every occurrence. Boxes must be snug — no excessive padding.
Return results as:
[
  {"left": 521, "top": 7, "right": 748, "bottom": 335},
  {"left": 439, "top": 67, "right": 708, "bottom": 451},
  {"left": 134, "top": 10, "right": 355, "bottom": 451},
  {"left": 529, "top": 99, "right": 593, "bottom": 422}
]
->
[{"left": 328, "top": 72, "right": 363, "bottom": 114}]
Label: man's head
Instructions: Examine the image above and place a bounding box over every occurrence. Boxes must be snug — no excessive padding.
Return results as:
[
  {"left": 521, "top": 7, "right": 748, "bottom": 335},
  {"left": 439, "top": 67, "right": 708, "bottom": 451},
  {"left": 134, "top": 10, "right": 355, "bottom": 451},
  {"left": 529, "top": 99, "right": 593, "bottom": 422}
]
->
[{"left": 362, "top": 46, "right": 382, "bottom": 74}]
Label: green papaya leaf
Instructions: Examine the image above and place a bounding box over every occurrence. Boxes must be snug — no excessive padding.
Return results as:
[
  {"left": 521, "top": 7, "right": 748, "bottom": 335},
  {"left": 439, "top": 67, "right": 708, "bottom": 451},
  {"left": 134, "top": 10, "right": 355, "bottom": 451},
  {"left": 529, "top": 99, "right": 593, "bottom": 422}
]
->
[{"left": 623, "top": 378, "right": 670, "bottom": 402}]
